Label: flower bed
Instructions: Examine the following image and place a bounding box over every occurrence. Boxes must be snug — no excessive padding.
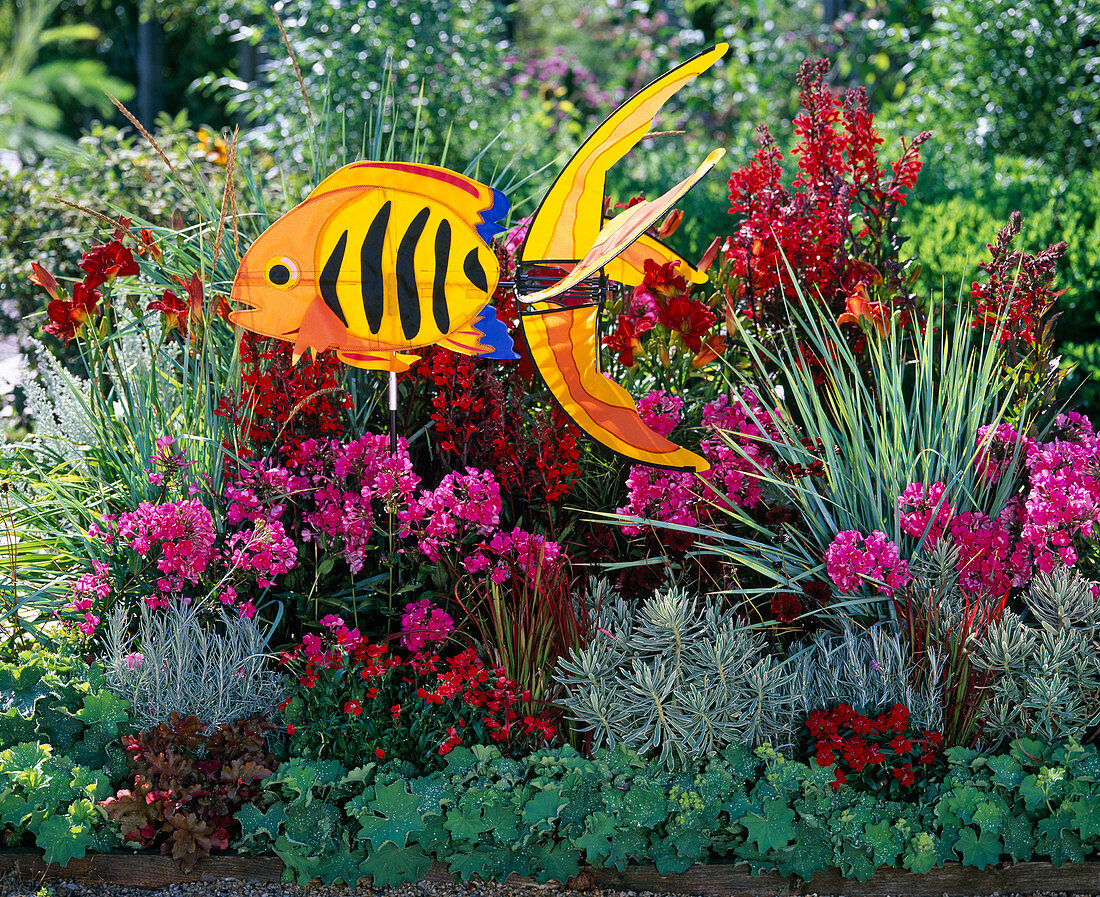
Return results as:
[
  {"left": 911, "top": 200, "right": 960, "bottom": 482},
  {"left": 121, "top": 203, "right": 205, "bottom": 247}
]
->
[{"left": 2, "top": 53, "right": 1098, "bottom": 893}]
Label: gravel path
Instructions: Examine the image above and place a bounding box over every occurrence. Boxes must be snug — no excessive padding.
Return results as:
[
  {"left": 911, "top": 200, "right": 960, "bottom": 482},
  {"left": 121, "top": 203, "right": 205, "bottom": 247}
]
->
[{"left": 1, "top": 878, "right": 1094, "bottom": 897}]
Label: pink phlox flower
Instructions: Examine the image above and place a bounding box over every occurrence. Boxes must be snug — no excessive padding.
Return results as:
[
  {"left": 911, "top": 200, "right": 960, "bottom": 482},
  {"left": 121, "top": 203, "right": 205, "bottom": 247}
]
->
[
  {"left": 898, "top": 482, "right": 955, "bottom": 544},
  {"left": 825, "top": 529, "right": 911, "bottom": 595},
  {"left": 400, "top": 599, "right": 455, "bottom": 652}
]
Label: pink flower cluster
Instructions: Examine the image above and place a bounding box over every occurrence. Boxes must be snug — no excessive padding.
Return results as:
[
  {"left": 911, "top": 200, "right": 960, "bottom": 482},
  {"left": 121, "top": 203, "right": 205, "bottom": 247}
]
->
[
  {"left": 299, "top": 435, "right": 421, "bottom": 573},
  {"left": 898, "top": 481, "right": 954, "bottom": 544},
  {"left": 948, "top": 506, "right": 1031, "bottom": 597},
  {"left": 975, "top": 422, "right": 1031, "bottom": 485},
  {"left": 400, "top": 599, "right": 455, "bottom": 652},
  {"left": 411, "top": 468, "right": 502, "bottom": 562},
  {"left": 618, "top": 389, "right": 780, "bottom": 534},
  {"left": 66, "top": 560, "right": 113, "bottom": 635},
  {"left": 825, "top": 530, "right": 912, "bottom": 596},
  {"left": 226, "top": 519, "right": 298, "bottom": 590},
  {"left": 115, "top": 498, "right": 217, "bottom": 594},
  {"left": 295, "top": 436, "right": 561, "bottom": 586},
  {"left": 1021, "top": 412, "right": 1100, "bottom": 572}
]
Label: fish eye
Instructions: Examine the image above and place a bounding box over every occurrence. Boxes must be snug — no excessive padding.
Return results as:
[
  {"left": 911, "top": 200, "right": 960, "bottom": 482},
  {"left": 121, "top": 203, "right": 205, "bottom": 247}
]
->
[{"left": 265, "top": 257, "right": 300, "bottom": 289}]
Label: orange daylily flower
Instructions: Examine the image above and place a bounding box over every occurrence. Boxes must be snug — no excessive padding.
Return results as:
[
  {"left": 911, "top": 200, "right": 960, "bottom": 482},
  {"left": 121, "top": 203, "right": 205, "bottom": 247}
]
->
[{"left": 837, "top": 285, "right": 890, "bottom": 338}]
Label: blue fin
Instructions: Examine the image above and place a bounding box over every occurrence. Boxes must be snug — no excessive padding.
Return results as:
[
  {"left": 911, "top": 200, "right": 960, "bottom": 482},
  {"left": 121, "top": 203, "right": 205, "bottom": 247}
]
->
[
  {"left": 475, "top": 189, "right": 510, "bottom": 244},
  {"left": 472, "top": 305, "right": 519, "bottom": 359}
]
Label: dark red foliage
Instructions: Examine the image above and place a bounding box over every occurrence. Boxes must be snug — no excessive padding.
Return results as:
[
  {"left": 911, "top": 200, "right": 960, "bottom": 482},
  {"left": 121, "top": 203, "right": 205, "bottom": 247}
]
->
[
  {"left": 216, "top": 334, "right": 352, "bottom": 460},
  {"left": 970, "top": 211, "right": 1068, "bottom": 345},
  {"left": 100, "top": 714, "right": 274, "bottom": 872},
  {"left": 722, "top": 58, "right": 930, "bottom": 337}
]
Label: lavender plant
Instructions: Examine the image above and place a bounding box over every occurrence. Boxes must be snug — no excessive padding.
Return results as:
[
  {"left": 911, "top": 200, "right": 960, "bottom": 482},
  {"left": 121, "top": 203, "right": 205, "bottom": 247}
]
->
[{"left": 103, "top": 602, "right": 283, "bottom": 732}]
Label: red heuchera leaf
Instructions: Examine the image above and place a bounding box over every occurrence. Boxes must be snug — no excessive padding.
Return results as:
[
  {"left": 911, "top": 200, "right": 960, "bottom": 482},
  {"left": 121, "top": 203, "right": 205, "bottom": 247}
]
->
[{"left": 100, "top": 714, "right": 274, "bottom": 871}]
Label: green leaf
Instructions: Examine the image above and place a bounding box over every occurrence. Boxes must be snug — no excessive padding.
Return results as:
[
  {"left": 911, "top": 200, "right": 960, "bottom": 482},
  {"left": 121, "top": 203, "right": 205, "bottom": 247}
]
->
[
  {"left": 741, "top": 799, "right": 795, "bottom": 852},
  {"left": 903, "top": 833, "right": 938, "bottom": 874},
  {"left": 357, "top": 781, "right": 426, "bottom": 850},
  {"left": 481, "top": 803, "right": 520, "bottom": 842},
  {"left": 36, "top": 813, "right": 96, "bottom": 866},
  {"left": 0, "top": 792, "right": 29, "bottom": 827},
  {"left": 521, "top": 787, "right": 566, "bottom": 829},
  {"left": 444, "top": 806, "right": 489, "bottom": 844},
  {"left": 864, "top": 819, "right": 901, "bottom": 867},
  {"left": 361, "top": 842, "right": 430, "bottom": 887},
  {"left": 987, "top": 754, "right": 1025, "bottom": 791},
  {"left": 312, "top": 851, "right": 366, "bottom": 887},
  {"left": 75, "top": 692, "right": 129, "bottom": 737},
  {"left": 527, "top": 841, "right": 581, "bottom": 884},
  {"left": 235, "top": 802, "right": 288, "bottom": 848},
  {"left": 575, "top": 811, "right": 617, "bottom": 863},
  {"left": 1068, "top": 797, "right": 1100, "bottom": 841},
  {"left": 1001, "top": 811, "right": 1036, "bottom": 861},
  {"left": 956, "top": 827, "right": 1003, "bottom": 869},
  {"left": 781, "top": 820, "right": 832, "bottom": 880}
]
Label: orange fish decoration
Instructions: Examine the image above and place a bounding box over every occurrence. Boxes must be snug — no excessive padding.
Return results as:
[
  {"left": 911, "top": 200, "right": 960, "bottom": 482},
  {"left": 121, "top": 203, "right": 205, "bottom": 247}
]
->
[{"left": 229, "top": 44, "right": 728, "bottom": 472}]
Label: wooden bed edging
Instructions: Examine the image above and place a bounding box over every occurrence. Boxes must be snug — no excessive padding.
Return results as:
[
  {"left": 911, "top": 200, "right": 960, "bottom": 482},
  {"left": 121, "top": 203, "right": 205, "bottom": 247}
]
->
[{"left": 2, "top": 851, "right": 1099, "bottom": 895}]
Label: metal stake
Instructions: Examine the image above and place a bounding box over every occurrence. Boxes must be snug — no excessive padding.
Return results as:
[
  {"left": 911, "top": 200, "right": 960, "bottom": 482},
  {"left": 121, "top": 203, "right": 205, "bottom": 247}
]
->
[{"left": 388, "top": 370, "right": 398, "bottom": 455}]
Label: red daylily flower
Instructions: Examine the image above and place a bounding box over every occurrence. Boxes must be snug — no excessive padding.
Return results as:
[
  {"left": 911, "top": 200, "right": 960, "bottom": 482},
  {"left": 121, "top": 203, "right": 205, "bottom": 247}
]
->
[
  {"left": 655, "top": 208, "right": 683, "bottom": 239},
  {"left": 148, "top": 289, "right": 190, "bottom": 333},
  {"left": 641, "top": 258, "right": 689, "bottom": 304},
  {"left": 138, "top": 229, "right": 163, "bottom": 261},
  {"left": 836, "top": 284, "right": 890, "bottom": 338},
  {"left": 691, "top": 331, "right": 727, "bottom": 369},
  {"left": 603, "top": 314, "right": 653, "bottom": 367},
  {"left": 79, "top": 240, "right": 138, "bottom": 289},
  {"left": 44, "top": 282, "right": 102, "bottom": 342},
  {"left": 658, "top": 295, "right": 717, "bottom": 351},
  {"left": 29, "top": 262, "right": 60, "bottom": 300}
]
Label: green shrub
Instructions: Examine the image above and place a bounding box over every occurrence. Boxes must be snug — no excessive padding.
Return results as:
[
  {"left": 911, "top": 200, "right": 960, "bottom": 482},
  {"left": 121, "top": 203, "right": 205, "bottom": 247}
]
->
[{"left": 904, "top": 167, "right": 1100, "bottom": 409}]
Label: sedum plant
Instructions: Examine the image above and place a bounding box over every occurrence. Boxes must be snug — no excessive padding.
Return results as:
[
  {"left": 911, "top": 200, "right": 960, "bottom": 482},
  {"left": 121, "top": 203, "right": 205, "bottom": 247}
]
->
[
  {"left": 974, "top": 567, "right": 1100, "bottom": 745},
  {"left": 103, "top": 602, "right": 283, "bottom": 732},
  {"left": 554, "top": 581, "right": 795, "bottom": 765}
]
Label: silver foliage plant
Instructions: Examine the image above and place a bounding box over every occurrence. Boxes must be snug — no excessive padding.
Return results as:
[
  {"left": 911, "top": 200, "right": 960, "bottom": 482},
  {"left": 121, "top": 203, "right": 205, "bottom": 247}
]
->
[
  {"left": 104, "top": 601, "right": 284, "bottom": 732},
  {"left": 787, "top": 623, "right": 944, "bottom": 732},
  {"left": 554, "top": 581, "right": 797, "bottom": 767},
  {"left": 974, "top": 567, "right": 1100, "bottom": 744}
]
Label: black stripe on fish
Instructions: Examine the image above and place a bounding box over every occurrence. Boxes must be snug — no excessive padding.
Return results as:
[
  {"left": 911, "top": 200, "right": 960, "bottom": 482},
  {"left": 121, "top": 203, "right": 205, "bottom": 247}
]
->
[
  {"left": 360, "top": 201, "right": 390, "bottom": 333},
  {"left": 432, "top": 220, "right": 451, "bottom": 334},
  {"left": 463, "top": 248, "right": 488, "bottom": 293},
  {"left": 396, "top": 206, "right": 430, "bottom": 341},
  {"left": 319, "top": 230, "right": 349, "bottom": 327}
]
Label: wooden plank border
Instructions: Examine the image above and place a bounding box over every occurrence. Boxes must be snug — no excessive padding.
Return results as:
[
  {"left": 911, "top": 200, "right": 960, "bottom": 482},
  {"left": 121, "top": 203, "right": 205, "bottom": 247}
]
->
[{"left": 2, "top": 851, "right": 1100, "bottom": 895}]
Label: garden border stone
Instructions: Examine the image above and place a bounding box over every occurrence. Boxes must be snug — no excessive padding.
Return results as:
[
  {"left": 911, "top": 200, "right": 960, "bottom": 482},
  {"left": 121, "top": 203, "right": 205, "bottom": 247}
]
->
[{"left": 1, "top": 852, "right": 1099, "bottom": 895}]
